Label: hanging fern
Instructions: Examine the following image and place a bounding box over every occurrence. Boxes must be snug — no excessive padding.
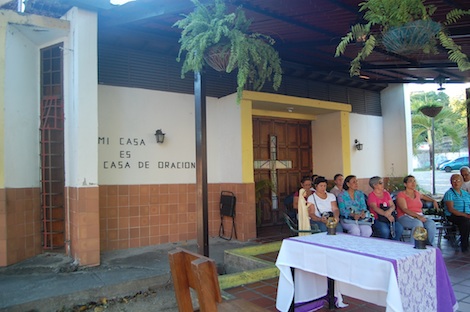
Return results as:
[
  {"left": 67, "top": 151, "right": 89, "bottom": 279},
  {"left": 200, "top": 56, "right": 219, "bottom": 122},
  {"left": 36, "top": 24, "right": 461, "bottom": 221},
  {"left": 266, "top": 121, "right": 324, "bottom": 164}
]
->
[
  {"left": 334, "top": 0, "right": 470, "bottom": 76},
  {"left": 438, "top": 31, "right": 470, "bottom": 71},
  {"left": 444, "top": 9, "right": 470, "bottom": 26},
  {"left": 174, "top": 0, "right": 282, "bottom": 102}
]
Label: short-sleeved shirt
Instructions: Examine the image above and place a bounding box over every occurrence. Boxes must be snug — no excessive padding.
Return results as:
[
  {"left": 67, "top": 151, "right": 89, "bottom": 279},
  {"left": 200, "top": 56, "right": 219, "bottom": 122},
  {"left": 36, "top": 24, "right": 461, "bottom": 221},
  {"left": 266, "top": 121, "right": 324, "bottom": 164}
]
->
[
  {"left": 396, "top": 190, "right": 423, "bottom": 218},
  {"left": 337, "top": 190, "right": 368, "bottom": 218},
  {"left": 330, "top": 186, "right": 342, "bottom": 197},
  {"left": 307, "top": 192, "right": 336, "bottom": 218},
  {"left": 443, "top": 188, "right": 470, "bottom": 216},
  {"left": 367, "top": 191, "right": 392, "bottom": 219},
  {"left": 462, "top": 181, "right": 470, "bottom": 193}
]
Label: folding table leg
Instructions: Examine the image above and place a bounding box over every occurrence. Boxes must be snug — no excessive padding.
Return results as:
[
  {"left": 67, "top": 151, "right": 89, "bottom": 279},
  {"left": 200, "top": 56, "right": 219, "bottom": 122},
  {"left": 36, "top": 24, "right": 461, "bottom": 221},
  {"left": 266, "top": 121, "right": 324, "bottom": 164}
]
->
[{"left": 327, "top": 277, "right": 335, "bottom": 309}]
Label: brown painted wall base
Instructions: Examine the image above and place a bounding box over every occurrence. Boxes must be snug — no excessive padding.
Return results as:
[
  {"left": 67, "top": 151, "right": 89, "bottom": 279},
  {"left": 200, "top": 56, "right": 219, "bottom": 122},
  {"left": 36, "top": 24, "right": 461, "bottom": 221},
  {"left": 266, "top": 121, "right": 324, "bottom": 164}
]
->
[
  {"left": 99, "top": 183, "right": 257, "bottom": 251},
  {"left": 0, "top": 183, "right": 256, "bottom": 267},
  {"left": 67, "top": 186, "right": 100, "bottom": 267},
  {"left": 0, "top": 187, "right": 42, "bottom": 266}
]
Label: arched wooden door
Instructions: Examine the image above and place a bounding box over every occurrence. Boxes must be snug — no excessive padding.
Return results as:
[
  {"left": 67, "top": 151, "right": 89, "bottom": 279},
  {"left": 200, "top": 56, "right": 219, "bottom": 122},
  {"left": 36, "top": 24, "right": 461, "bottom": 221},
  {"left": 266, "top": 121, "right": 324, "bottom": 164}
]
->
[{"left": 253, "top": 117, "right": 312, "bottom": 227}]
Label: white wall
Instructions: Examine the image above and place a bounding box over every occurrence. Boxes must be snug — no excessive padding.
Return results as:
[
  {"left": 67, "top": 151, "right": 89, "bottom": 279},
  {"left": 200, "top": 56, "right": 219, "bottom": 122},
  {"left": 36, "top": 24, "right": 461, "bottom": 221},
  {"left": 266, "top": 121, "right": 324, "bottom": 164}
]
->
[
  {"left": 98, "top": 86, "right": 243, "bottom": 184},
  {"left": 63, "top": 8, "right": 98, "bottom": 187},
  {"left": 382, "top": 84, "right": 411, "bottom": 177},
  {"left": 349, "top": 113, "right": 384, "bottom": 178},
  {"left": 4, "top": 25, "right": 40, "bottom": 187},
  {"left": 206, "top": 93, "right": 242, "bottom": 183},
  {"left": 312, "top": 112, "right": 344, "bottom": 178}
]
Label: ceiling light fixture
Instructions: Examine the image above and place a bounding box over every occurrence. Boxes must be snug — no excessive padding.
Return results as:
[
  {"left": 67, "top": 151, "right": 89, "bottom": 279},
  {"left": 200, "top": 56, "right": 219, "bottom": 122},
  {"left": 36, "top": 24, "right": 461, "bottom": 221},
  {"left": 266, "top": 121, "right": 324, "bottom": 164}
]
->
[{"left": 434, "top": 74, "right": 447, "bottom": 91}]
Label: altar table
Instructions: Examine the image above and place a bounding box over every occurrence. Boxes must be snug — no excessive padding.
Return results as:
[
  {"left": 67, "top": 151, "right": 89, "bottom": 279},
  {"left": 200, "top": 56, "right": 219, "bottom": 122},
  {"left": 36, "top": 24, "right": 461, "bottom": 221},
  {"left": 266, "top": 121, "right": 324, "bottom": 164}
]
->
[{"left": 275, "top": 233, "right": 457, "bottom": 312}]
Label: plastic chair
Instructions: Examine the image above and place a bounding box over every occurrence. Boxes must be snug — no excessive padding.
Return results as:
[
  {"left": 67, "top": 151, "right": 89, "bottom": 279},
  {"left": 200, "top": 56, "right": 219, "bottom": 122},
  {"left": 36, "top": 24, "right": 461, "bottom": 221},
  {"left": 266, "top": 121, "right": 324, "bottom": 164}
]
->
[
  {"left": 283, "top": 213, "right": 320, "bottom": 236},
  {"left": 219, "top": 191, "right": 237, "bottom": 240}
]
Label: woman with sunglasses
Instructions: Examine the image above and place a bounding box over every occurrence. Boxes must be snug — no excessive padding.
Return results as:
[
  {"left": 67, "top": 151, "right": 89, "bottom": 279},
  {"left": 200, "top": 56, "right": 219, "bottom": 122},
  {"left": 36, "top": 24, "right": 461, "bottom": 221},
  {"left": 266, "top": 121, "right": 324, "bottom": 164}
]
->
[
  {"left": 367, "top": 176, "right": 403, "bottom": 240},
  {"left": 443, "top": 173, "right": 470, "bottom": 252},
  {"left": 396, "top": 175, "right": 438, "bottom": 246}
]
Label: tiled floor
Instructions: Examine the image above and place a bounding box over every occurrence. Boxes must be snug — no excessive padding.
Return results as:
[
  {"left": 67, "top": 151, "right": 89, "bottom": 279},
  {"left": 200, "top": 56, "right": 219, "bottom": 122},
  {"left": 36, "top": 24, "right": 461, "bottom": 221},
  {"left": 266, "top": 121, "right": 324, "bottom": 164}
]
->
[{"left": 225, "top": 225, "right": 470, "bottom": 311}]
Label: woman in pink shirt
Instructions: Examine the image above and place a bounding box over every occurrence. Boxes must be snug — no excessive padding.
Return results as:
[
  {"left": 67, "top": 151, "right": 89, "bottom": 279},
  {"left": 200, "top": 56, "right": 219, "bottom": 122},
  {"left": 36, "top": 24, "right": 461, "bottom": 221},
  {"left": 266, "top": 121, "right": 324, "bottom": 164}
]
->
[{"left": 396, "top": 175, "right": 438, "bottom": 246}]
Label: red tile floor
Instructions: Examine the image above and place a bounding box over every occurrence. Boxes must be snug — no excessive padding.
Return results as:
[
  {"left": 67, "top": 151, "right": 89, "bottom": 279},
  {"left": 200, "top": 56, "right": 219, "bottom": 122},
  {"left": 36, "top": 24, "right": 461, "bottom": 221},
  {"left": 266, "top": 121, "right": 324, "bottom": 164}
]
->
[{"left": 224, "top": 225, "right": 470, "bottom": 311}]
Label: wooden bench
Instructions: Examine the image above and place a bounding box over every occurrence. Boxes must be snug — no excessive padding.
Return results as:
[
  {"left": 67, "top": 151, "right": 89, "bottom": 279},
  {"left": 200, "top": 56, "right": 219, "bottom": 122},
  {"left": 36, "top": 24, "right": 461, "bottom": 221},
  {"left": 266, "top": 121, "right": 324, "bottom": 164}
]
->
[{"left": 168, "top": 248, "right": 266, "bottom": 312}]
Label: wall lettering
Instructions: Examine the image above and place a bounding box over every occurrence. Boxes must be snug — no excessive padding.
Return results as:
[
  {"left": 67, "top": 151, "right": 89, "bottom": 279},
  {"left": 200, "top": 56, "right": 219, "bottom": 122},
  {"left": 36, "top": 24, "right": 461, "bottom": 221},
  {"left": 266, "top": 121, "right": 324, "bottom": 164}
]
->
[
  {"left": 100, "top": 136, "right": 194, "bottom": 170},
  {"left": 157, "top": 162, "right": 196, "bottom": 169},
  {"left": 104, "top": 161, "right": 131, "bottom": 169},
  {"left": 120, "top": 138, "right": 146, "bottom": 146},
  {"left": 98, "top": 137, "right": 109, "bottom": 145}
]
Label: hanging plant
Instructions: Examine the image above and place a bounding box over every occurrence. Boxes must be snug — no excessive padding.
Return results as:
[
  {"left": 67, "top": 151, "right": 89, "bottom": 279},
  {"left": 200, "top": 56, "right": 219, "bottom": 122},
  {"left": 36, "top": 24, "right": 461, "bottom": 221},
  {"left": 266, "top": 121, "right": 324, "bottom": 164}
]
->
[
  {"left": 173, "top": 0, "right": 282, "bottom": 102},
  {"left": 335, "top": 0, "right": 470, "bottom": 76}
]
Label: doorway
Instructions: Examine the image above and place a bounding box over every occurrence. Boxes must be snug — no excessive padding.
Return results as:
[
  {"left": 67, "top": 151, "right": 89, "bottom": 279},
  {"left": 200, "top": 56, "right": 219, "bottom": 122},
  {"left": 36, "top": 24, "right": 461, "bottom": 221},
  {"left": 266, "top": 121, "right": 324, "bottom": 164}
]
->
[{"left": 253, "top": 116, "right": 312, "bottom": 228}]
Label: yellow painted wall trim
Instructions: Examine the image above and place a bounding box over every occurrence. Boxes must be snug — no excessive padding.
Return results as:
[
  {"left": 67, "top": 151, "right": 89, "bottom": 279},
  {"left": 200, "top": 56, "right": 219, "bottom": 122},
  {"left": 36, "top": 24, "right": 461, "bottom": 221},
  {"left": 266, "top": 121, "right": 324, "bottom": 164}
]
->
[
  {"left": 252, "top": 109, "right": 316, "bottom": 120},
  {"left": 240, "top": 99, "right": 254, "bottom": 183},
  {"left": 243, "top": 90, "right": 351, "bottom": 112},
  {"left": 0, "top": 9, "right": 69, "bottom": 29},
  {"left": 340, "top": 111, "right": 351, "bottom": 175}
]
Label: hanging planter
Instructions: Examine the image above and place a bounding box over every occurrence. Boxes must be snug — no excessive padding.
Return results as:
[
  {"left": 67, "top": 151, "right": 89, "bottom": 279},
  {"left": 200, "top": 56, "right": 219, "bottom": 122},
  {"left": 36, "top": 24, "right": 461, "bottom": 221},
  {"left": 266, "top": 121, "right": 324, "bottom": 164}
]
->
[
  {"left": 335, "top": 0, "right": 470, "bottom": 76},
  {"left": 382, "top": 20, "right": 441, "bottom": 54},
  {"left": 420, "top": 105, "right": 443, "bottom": 118},
  {"left": 203, "top": 44, "right": 235, "bottom": 72},
  {"left": 173, "top": 0, "right": 282, "bottom": 102}
]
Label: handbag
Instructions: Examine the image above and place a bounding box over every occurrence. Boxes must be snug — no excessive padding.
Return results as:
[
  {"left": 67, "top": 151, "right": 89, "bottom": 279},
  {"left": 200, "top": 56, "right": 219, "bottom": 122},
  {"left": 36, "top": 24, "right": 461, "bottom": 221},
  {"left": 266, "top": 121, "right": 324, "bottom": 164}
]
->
[
  {"left": 378, "top": 203, "right": 397, "bottom": 223},
  {"left": 342, "top": 208, "right": 374, "bottom": 225}
]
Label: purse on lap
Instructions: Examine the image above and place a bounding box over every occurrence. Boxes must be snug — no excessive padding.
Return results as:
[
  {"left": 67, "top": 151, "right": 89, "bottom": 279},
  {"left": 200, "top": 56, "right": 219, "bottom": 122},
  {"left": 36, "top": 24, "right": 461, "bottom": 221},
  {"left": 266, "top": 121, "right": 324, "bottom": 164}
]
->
[
  {"left": 378, "top": 203, "right": 397, "bottom": 223},
  {"left": 342, "top": 208, "right": 374, "bottom": 225}
]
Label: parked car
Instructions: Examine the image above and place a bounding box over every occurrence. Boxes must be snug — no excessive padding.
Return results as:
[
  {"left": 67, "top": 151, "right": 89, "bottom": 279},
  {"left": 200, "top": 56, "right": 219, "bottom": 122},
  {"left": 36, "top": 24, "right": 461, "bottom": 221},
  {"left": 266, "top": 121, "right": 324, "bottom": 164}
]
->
[
  {"left": 439, "top": 156, "right": 469, "bottom": 172},
  {"left": 436, "top": 159, "right": 451, "bottom": 170}
]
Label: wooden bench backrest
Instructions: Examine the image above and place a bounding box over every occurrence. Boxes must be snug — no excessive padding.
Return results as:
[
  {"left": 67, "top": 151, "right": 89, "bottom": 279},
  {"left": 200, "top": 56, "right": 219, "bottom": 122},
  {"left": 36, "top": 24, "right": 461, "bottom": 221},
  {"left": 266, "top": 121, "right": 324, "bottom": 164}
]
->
[{"left": 168, "top": 248, "right": 222, "bottom": 312}]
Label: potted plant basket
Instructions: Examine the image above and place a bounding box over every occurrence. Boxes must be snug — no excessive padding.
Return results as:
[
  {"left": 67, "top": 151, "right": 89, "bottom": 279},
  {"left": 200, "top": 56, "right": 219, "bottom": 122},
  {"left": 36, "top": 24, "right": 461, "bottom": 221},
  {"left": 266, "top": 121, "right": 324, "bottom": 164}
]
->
[
  {"left": 173, "top": 0, "right": 282, "bottom": 102},
  {"left": 335, "top": 0, "right": 470, "bottom": 76}
]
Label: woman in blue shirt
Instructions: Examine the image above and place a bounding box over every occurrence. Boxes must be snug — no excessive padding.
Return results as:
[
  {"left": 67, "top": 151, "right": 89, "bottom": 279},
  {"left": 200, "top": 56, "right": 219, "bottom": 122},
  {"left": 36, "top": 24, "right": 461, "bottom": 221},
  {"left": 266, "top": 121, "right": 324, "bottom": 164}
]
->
[
  {"left": 443, "top": 173, "right": 470, "bottom": 252},
  {"left": 337, "top": 175, "right": 373, "bottom": 237}
]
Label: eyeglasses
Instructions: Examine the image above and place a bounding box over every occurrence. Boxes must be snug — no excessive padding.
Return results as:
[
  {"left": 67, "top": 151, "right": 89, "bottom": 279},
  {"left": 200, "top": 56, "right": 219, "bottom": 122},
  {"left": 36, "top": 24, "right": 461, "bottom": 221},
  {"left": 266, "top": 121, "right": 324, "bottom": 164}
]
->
[
  {"left": 378, "top": 181, "right": 384, "bottom": 184},
  {"left": 452, "top": 179, "right": 462, "bottom": 183}
]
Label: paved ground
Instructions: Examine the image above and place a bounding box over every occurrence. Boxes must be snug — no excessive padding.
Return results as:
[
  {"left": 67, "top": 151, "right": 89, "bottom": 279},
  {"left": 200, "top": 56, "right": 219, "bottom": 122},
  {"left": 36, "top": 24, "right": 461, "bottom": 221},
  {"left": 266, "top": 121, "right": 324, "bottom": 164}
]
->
[
  {"left": 413, "top": 169, "right": 458, "bottom": 195},
  {"left": 0, "top": 238, "right": 258, "bottom": 312}
]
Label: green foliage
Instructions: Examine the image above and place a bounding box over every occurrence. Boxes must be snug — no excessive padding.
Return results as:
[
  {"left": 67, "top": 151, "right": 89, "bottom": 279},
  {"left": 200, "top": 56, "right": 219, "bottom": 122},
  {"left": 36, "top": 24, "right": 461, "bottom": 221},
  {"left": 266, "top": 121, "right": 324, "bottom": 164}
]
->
[
  {"left": 335, "top": 0, "right": 470, "bottom": 76},
  {"left": 173, "top": 0, "right": 282, "bottom": 102},
  {"left": 385, "top": 176, "right": 405, "bottom": 193},
  {"left": 255, "top": 179, "right": 274, "bottom": 226},
  {"left": 255, "top": 179, "right": 274, "bottom": 204},
  {"left": 410, "top": 91, "right": 466, "bottom": 155}
]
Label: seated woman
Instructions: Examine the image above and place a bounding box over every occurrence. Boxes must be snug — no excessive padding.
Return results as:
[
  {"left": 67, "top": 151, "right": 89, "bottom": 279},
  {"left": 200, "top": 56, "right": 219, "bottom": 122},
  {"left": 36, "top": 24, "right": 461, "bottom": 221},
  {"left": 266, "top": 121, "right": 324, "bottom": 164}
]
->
[
  {"left": 367, "top": 176, "right": 403, "bottom": 241},
  {"left": 337, "top": 175, "right": 373, "bottom": 237},
  {"left": 443, "top": 174, "right": 470, "bottom": 252},
  {"left": 305, "top": 176, "right": 343, "bottom": 233},
  {"left": 396, "top": 175, "right": 438, "bottom": 246},
  {"left": 293, "top": 176, "right": 313, "bottom": 213}
]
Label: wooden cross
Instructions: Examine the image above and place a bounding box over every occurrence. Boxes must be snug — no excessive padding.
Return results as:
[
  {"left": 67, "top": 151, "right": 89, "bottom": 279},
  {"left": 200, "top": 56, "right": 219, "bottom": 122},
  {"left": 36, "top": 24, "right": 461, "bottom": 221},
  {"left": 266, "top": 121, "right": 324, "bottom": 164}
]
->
[{"left": 254, "top": 135, "right": 292, "bottom": 210}]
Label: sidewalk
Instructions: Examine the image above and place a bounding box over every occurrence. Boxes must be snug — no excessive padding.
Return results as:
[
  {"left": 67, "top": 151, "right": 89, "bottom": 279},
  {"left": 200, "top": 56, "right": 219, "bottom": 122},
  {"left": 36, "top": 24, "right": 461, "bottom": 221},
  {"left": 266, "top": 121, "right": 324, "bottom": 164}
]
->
[{"left": 0, "top": 237, "right": 258, "bottom": 312}]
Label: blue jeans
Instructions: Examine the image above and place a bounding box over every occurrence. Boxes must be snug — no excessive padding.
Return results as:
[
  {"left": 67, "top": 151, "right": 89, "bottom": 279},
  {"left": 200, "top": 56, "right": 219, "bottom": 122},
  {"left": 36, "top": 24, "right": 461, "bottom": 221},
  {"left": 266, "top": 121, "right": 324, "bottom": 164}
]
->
[
  {"left": 311, "top": 220, "right": 343, "bottom": 233},
  {"left": 373, "top": 220, "right": 404, "bottom": 241},
  {"left": 397, "top": 215, "right": 436, "bottom": 246}
]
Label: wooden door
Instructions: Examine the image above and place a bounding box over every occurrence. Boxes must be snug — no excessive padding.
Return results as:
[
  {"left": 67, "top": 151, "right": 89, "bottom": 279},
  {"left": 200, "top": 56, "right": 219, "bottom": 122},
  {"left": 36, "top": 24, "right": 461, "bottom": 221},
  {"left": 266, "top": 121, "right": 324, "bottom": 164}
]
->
[{"left": 253, "top": 117, "right": 312, "bottom": 227}]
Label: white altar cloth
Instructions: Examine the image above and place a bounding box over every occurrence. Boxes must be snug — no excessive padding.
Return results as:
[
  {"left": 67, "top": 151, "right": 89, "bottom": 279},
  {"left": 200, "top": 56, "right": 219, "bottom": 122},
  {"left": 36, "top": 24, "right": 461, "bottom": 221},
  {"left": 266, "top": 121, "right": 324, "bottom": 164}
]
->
[{"left": 275, "top": 233, "right": 457, "bottom": 312}]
